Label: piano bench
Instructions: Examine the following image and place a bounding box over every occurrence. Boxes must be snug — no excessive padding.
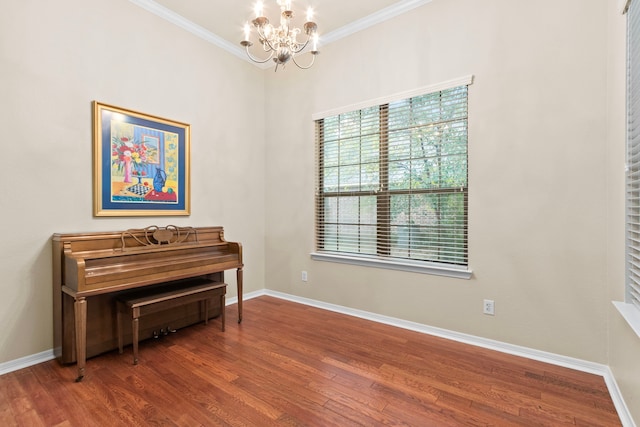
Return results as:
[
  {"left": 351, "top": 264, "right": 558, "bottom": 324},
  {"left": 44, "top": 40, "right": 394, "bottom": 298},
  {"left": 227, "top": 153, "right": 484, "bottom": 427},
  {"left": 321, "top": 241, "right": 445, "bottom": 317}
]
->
[{"left": 116, "top": 279, "right": 227, "bottom": 365}]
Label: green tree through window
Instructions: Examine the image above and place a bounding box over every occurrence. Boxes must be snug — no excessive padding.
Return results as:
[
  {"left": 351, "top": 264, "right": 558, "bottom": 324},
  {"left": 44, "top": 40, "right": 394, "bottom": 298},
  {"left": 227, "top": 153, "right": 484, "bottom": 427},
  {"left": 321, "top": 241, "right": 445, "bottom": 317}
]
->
[{"left": 315, "top": 85, "right": 468, "bottom": 266}]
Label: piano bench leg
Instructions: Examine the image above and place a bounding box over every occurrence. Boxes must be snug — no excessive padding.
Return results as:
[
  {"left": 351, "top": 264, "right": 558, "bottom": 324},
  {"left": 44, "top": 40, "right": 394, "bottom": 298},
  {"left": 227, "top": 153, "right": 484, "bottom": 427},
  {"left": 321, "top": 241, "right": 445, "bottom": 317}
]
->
[
  {"left": 116, "top": 304, "right": 124, "bottom": 355},
  {"left": 132, "top": 317, "right": 139, "bottom": 365},
  {"left": 221, "top": 294, "right": 226, "bottom": 332}
]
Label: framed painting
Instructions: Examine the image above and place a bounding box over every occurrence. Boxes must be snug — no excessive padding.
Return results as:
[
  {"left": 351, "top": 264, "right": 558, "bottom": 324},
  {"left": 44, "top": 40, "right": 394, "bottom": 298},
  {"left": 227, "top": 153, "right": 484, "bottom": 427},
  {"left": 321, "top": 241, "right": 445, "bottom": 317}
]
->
[{"left": 93, "top": 101, "right": 191, "bottom": 216}]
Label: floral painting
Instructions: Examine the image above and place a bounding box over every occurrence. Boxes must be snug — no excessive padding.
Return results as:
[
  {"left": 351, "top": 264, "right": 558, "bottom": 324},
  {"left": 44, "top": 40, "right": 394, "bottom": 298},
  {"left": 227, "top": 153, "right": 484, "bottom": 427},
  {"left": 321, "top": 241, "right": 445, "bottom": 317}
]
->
[{"left": 93, "top": 102, "right": 190, "bottom": 216}]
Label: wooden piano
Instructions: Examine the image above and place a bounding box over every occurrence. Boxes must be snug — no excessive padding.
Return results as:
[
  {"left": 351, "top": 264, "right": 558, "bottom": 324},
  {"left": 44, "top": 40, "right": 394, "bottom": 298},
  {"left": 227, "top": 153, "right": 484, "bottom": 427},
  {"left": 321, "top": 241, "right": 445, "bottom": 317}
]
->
[{"left": 52, "top": 225, "right": 243, "bottom": 382}]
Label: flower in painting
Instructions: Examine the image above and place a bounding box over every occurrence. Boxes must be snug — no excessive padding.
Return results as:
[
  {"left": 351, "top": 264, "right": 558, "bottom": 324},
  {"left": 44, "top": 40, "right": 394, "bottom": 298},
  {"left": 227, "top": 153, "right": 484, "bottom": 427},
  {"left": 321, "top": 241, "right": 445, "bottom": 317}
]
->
[{"left": 112, "top": 136, "right": 149, "bottom": 173}]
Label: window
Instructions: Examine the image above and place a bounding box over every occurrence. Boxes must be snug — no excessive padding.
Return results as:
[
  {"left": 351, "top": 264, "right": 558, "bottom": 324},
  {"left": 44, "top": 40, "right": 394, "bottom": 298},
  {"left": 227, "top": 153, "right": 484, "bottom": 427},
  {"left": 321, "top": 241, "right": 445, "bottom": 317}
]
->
[
  {"left": 619, "top": 0, "right": 640, "bottom": 339},
  {"left": 626, "top": 0, "right": 640, "bottom": 312},
  {"left": 313, "top": 77, "right": 472, "bottom": 277}
]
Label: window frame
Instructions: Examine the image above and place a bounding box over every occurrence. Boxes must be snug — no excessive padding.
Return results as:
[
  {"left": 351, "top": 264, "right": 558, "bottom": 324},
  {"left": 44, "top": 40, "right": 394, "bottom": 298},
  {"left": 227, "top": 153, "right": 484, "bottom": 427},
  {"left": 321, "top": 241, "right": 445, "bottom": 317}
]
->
[
  {"left": 311, "top": 76, "right": 474, "bottom": 279},
  {"left": 617, "top": 0, "right": 640, "bottom": 338}
]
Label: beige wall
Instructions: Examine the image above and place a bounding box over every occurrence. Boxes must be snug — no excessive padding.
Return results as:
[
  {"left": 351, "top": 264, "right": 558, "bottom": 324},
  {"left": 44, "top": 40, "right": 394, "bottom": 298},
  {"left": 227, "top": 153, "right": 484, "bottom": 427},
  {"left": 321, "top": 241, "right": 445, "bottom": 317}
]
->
[
  {"left": 0, "top": 0, "right": 266, "bottom": 363},
  {"left": 265, "top": 0, "right": 611, "bottom": 362}
]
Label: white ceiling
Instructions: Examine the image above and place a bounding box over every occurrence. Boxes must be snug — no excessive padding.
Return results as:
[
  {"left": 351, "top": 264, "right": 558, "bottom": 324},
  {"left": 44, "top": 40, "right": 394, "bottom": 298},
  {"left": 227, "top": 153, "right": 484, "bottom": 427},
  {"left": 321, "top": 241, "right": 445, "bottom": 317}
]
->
[{"left": 129, "top": 0, "right": 432, "bottom": 67}]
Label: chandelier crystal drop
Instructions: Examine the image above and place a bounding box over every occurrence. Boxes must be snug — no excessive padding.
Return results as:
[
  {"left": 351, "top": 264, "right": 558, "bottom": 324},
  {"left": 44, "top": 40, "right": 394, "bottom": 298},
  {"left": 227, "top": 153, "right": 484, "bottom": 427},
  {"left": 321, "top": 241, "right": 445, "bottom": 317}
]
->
[{"left": 241, "top": 0, "right": 319, "bottom": 71}]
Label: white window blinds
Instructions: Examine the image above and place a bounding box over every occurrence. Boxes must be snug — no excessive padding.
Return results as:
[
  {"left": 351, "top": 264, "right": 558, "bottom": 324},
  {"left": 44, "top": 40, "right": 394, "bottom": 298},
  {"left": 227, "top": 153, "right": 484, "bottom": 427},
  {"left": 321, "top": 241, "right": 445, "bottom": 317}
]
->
[
  {"left": 315, "top": 83, "right": 469, "bottom": 267},
  {"left": 627, "top": 0, "right": 640, "bottom": 309}
]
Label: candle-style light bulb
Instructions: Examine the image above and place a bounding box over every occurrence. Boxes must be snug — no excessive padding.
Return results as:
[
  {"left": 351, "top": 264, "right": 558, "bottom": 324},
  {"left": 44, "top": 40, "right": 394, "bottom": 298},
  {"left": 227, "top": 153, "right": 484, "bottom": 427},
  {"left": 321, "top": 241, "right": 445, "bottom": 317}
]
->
[
  {"left": 255, "top": 1, "right": 263, "bottom": 17},
  {"left": 312, "top": 33, "right": 318, "bottom": 51},
  {"left": 285, "top": 0, "right": 292, "bottom": 11},
  {"left": 306, "top": 7, "right": 314, "bottom": 22},
  {"left": 244, "top": 22, "right": 251, "bottom": 41}
]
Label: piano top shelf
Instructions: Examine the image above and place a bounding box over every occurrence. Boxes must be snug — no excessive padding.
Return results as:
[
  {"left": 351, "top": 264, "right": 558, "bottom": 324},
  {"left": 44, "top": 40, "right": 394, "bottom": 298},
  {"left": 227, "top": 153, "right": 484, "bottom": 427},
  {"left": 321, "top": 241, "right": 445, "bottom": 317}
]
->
[
  {"left": 55, "top": 225, "right": 243, "bottom": 295},
  {"left": 64, "top": 240, "right": 238, "bottom": 261}
]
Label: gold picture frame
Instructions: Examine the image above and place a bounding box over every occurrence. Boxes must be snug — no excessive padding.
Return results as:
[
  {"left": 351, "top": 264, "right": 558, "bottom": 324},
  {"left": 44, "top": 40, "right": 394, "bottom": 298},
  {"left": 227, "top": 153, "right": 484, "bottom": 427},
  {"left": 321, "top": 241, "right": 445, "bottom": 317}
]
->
[{"left": 93, "top": 101, "right": 191, "bottom": 216}]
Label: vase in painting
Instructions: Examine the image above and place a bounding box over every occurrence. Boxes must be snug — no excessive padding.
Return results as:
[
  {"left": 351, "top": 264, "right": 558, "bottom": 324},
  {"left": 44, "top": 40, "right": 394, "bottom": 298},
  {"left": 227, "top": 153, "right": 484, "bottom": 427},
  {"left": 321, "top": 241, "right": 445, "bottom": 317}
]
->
[
  {"left": 153, "top": 168, "right": 167, "bottom": 192},
  {"left": 123, "top": 157, "right": 132, "bottom": 183}
]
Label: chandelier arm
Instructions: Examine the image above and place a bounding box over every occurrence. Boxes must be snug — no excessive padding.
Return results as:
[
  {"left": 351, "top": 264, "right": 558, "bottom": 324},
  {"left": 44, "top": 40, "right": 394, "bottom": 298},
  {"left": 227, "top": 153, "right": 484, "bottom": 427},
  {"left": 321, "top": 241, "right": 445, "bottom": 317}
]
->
[
  {"left": 261, "top": 37, "right": 279, "bottom": 54},
  {"left": 244, "top": 45, "right": 275, "bottom": 64},
  {"left": 291, "top": 38, "right": 310, "bottom": 54},
  {"left": 255, "top": 28, "right": 274, "bottom": 52},
  {"left": 291, "top": 52, "right": 317, "bottom": 70}
]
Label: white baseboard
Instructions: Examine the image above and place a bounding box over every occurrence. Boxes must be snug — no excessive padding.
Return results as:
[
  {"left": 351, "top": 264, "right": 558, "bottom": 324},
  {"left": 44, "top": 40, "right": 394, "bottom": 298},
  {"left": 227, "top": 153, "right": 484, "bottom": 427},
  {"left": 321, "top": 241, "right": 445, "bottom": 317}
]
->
[
  {"left": 0, "top": 349, "right": 55, "bottom": 376},
  {"left": 1, "top": 290, "right": 635, "bottom": 426}
]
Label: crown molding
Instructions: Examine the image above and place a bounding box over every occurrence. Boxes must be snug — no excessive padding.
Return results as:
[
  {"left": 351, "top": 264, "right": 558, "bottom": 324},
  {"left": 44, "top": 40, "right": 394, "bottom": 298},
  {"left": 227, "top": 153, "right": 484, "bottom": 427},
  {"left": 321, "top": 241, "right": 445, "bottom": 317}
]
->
[
  {"left": 127, "top": 0, "right": 250, "bottom": 63},
  {"left": 322, "top": 0, "right": 432, "bottom": 44},
  {"left": 128, "top": 0, "right": 433, "bottom": 68}
]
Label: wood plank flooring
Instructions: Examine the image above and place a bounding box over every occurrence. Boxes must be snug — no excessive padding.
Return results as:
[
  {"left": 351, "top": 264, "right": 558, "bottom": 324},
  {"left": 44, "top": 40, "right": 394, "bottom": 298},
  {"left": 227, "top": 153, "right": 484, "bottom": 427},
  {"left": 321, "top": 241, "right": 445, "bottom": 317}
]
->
[{"left": 0, "top": 296, "right": 622, "bottom": 426}]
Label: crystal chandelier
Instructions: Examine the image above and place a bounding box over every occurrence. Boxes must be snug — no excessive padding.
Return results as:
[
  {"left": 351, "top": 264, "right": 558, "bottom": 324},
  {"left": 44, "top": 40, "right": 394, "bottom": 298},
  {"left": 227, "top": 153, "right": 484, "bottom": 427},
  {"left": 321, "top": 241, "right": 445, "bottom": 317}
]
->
[{"left": 241, "top": 1, "right": 319, "bottom": 71}]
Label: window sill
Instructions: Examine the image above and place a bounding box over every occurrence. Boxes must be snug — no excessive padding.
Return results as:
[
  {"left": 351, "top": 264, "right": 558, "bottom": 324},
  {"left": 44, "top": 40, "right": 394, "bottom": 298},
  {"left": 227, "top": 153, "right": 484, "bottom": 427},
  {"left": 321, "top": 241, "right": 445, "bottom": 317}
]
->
[
  {"left": 613, "top": 301, "right": 640, "bottom": 340},
  {"left": 310, "top": 252, "right": 472, "bottom": 279}
]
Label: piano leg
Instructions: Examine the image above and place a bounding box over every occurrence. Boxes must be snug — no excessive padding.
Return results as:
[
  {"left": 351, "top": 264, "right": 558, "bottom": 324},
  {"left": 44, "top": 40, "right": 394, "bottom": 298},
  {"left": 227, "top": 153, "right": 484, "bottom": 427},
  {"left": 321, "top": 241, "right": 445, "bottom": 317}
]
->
[
  {"left": 237, "top": 267, "right": 243, "bottom": 323},
  {"left": 73, "top": 297, "right": 87, "bottom": 382}
]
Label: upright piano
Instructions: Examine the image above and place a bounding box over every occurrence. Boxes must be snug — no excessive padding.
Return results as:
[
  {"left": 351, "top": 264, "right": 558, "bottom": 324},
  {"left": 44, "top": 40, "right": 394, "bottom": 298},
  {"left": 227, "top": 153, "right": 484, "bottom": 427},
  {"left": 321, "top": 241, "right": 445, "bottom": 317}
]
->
[{"left": 52, "top": 225, "right": 243, "bottom": 381}]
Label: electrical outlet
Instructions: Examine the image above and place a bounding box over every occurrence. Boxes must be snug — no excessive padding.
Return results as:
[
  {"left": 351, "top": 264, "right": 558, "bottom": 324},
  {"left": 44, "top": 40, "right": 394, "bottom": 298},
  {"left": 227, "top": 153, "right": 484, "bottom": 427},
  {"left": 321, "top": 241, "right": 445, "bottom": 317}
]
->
[
  {"left": 301, "top": 271, "right": 308, "bottom": 282},
  {"left": 483, "top": 299, "right": 495, "bottom": 315}
]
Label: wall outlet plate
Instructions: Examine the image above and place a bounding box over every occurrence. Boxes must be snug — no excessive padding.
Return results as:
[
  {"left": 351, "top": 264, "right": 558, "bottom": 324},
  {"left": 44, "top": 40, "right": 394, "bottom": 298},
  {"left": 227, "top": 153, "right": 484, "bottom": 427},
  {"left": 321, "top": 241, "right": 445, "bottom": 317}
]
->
[{"left": 483, "top": 299, "right": 495, "bottom": 315}]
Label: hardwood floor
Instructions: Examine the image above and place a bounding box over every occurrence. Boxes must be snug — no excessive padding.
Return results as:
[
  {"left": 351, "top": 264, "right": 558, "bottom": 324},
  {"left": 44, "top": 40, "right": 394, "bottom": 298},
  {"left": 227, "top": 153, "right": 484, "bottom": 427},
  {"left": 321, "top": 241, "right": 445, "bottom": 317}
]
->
[{"left": 0, "top": 296, "right": 622, "bottom": 426}]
